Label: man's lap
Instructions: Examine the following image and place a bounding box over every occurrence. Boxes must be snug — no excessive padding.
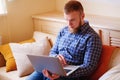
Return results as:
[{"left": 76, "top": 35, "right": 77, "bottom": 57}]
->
[
  {"left": 26, "top": 71, "right": 88, "bottom": 80},
  {"left": 26, "top": 71, "right": 49, "bottom": 80}
]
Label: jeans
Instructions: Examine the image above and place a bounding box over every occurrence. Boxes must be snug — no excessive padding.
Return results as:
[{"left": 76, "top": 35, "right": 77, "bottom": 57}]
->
[
  {"left": 26, "top": 71, "right": 50, "bottom": 80},
  {"left": 26, "top": 71, "right": 88, "bottom": 80}
]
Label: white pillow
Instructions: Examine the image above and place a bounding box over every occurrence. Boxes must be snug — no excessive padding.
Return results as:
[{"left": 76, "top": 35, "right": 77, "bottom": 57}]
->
[
  {"left": 9, "top": 37, "right": 51, "bottom": 77},
  {"left": 33, "top": 31, "right": 48, "bottom": 42},
  {"left": 99, "top": 64, "right": 120, "bottom": 80},
  {"left": 33, "top": 31, "right": 57, "bottom": 47}
]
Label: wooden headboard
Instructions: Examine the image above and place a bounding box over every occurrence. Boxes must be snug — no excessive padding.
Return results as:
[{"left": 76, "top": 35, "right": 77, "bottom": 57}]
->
[{"left": 32, "top": 11, "right": 120, "bottom": 48}]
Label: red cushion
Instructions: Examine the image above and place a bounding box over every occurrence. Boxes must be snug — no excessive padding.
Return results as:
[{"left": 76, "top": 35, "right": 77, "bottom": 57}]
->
[{"left": 90, "top": 45, "right": 116, "bottom": 80}]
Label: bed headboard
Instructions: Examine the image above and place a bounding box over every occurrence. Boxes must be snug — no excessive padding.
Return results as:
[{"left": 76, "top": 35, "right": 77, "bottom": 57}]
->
[{"left": 32, "top": 11, "right": 120, "bottom": 48}]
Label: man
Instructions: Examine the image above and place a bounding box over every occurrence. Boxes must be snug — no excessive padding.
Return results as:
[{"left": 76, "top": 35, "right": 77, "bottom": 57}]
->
[{"left": 26, "top": 0, "right": 102, "bottom": 80}]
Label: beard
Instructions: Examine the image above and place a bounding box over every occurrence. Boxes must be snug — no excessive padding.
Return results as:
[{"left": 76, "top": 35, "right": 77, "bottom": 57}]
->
[
  {"left": 69, "top": 28, "right": 78, "bottom": 34},
  {"left": 69, "top": 19, "right": 82, "bottom": 34}
]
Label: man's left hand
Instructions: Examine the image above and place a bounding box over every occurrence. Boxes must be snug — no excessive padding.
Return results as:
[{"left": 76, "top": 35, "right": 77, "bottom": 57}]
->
[{"left": 42, "top": 69, "right": 60, "bottom": 80}]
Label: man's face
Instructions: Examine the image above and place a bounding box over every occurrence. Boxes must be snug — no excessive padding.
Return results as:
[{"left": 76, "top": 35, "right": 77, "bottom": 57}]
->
[{"left": 64, "top": 11, "right": 83, "bottom": 33}]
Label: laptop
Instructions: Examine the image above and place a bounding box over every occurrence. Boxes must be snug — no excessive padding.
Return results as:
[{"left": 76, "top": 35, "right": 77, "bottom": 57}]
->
[{"left": 27, "top": 55, "right": 79, "bottom": 76}]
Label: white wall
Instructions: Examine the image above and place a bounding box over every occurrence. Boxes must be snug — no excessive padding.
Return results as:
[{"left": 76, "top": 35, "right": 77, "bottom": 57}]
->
[
  {"left": 0, "top": 0, "right": 56, "bottom": 43},
  {"left": 56, "top": 0, "right": 120, "bottom": 18},
  {"left": 1, "top": 0, "right": 119, "bottom": 44},
  {"left": 56, "top": 0, "right": 67, "bottom": 12}
]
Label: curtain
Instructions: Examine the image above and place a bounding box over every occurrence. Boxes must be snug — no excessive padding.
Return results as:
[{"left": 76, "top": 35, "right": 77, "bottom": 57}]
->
[{"left": 0, "top": 0, "right": 7, "bottom": 14}]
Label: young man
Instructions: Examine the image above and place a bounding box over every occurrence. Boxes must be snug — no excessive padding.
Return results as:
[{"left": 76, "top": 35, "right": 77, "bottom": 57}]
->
[{"left": 26, "top": 0, "right": 102, "bottom": 80}]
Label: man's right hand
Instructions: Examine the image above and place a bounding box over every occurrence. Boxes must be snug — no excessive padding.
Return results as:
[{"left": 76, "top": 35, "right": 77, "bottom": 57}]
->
[{"left": 57, "top": 54, "right": 67, "bottom": 66}]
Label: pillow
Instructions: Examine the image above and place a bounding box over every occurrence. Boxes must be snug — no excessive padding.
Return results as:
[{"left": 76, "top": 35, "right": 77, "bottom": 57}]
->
[
  {"left": 33, "top": 31, "right": 48, "bottom": 42},
  {"left": 33, "top": 31, "right": 57, "bottom": 47},
  {"left": 0, "top": 44, "right": 17, "bottom": 72},
  {"left": 9, "top": 37, "right": 51, "bottom": 77},
  {"left": 90, "top": 45, "right": 116, "bottom": 80},
  {"left": 108, "top": 48, "right": 120, "bottom": 69},
  {"left": 0, "top": 38, "right": 35, "bottom": 72},
  {"left": 99, "top": 64, "right": 120, "bottom": 80},
  {"left": 0, "top": 53, "right": 6, "bottom": 67}
]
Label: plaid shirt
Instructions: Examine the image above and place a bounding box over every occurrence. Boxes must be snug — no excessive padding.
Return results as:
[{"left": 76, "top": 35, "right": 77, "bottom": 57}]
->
[{"left": 49, "top": 21, "right": 102, "bottom": 78}]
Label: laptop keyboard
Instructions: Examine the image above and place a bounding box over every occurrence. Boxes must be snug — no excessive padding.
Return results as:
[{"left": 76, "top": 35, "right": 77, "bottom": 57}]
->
[{"left": 64, "top": 69, "right": 71, "bottom": 73}]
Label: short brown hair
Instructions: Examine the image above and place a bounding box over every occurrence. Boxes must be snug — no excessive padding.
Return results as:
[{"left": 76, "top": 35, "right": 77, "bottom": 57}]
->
[{"left": 64, "top": 0, "right": 84, "bottom": 14}]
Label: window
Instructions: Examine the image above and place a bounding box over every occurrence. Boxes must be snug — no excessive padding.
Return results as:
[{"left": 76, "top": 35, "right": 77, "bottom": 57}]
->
[{"left": 0, "top": 0, "right": 7, "bottom": 14}]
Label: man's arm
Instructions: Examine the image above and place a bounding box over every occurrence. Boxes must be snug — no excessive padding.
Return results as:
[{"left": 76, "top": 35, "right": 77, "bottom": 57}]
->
[
  {"left": 49, "top": 30, "right": 62, "bottom": 57},
  {"left": 70, "top": 35, "right": 102, "bottom": 77}
]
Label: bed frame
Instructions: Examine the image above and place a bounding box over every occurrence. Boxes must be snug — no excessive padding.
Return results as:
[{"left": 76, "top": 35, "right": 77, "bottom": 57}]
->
[{"left": 32, "top": 11, "right": 120, "bottom": 48}]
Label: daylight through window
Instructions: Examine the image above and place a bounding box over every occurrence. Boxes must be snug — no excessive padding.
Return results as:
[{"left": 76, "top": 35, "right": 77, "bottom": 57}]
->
[{"left": 0, "top": 0, "right": 7, "bottom": 14}]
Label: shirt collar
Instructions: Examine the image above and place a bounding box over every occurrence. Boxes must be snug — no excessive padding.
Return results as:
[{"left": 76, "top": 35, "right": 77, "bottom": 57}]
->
[{"left": 78, "top": 20, "right": 89, "bottom": 34}]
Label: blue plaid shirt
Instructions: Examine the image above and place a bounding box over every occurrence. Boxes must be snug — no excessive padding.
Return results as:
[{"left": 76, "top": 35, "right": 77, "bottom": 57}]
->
[{"left": 49, "top": 21, "right": 102, "bottom": 78}]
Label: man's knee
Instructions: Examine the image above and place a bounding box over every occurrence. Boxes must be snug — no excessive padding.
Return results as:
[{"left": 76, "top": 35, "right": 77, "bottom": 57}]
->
[{"left": 26, "top": 71, "right": 44, "bottom": 80}]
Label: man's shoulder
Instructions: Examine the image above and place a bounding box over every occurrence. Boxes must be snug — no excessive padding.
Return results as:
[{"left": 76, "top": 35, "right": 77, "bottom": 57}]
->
[
  {"left": 60, "top": 26, "right": 68, "bottom": 33},
  {"left": 62, "top": 26, "right": 68, "bottom": 30}
]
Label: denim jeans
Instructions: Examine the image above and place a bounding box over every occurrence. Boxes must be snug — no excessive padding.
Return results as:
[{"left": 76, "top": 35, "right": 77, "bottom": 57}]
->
[
  {"left": 26, "top": 71, "right": 50, "bottom": 80},
  {"left": 26, "top": 71, "right": 88, "bottom": 80}
]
